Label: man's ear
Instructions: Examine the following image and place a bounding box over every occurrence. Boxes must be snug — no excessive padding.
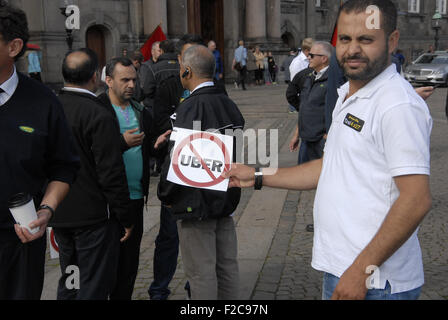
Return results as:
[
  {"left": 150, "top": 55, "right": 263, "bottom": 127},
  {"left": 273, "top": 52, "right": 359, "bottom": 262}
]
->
[
  {"left": 8, "top": 39, "right": 24, "bottom": 59},
  {"left": 388, "top": 30, "right": 400, "bottom": 55},
  {"left": 92, "top": 71, "right": 98, "bottom": 85},
  {"left": 105, "top": 75, "right": 113, "bottom": 88}
]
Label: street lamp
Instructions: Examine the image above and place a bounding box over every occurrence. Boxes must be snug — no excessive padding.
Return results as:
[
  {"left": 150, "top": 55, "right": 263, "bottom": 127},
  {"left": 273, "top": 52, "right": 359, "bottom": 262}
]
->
[
  {"left": 432, "top": 10, "right": 442, "bottom": 51},
  {"left": 59, "top": 0, "right": 75, "bottom": 51}
]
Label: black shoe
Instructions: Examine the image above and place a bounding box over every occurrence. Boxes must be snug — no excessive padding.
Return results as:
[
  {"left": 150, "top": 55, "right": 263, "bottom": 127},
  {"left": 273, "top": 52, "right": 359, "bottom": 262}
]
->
[
  {"left": 184, "top": 281, "right": 191, "bottom": 300},
  {"left": 306, "top": 224, "right": 314, "bottom": 232}
]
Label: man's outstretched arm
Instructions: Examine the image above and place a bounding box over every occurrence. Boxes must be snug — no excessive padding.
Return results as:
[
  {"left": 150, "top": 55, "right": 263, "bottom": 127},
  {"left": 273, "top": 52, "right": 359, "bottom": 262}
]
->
[{"left": 224, "top": 158, "right": 323, "bottom": 191}]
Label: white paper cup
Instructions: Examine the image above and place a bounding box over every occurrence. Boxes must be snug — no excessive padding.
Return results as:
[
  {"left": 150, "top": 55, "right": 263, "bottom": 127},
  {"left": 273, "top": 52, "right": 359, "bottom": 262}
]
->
[{"left": 8, "top": 193, "right": 39, "bottom": 234}]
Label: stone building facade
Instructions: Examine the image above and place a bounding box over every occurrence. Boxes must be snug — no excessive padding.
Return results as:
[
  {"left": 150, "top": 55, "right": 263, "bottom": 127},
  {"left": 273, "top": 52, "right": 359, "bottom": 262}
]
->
[{"left": 11, "top": 0, "right": 448, "bottom": 86}]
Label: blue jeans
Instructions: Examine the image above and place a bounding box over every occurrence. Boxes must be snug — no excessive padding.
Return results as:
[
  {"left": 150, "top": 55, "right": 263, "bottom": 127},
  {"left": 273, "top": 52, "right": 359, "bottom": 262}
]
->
[
  {"left": 322, "top": 272, "right": 422, "bottom": 300},
  {"left": 298, "top": 139, "right": 325, "bottom": 165},
  {"left": 288, "top": 104, "right": 297, "bottom": 112},
  {"left": 148, "top": 206, "right": 179, "bottom": 300}
]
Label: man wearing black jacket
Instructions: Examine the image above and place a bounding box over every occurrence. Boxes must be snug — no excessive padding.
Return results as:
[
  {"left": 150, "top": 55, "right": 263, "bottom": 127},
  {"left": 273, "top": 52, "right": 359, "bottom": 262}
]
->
[
  {"left": 289, "top": 42, "right": 332, "bottom": 164},
  {"left": 0, "top": 3, "right": 80, "bottom": 300},
  {"left": 286, "top": 66, "right": 314, "bottom": 111},
  {"left": 142, "top": 39, "right": 179, "bottom": 109},
  {"left": 97, "top": 57, "right": 168, "bottom": 300},
  {"left": 158, "top": 45, "right": 245, "bottom": 299},
  {"left": 51, "top": 49, "right": 132, "bottom": 300},
  {"left": 148, "top": 34, "right": 203, "bottom": 300}
]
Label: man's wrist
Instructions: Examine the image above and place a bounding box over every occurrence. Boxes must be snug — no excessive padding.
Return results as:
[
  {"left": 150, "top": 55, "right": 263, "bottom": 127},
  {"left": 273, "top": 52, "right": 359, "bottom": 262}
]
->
[
  {"left": 254, "top": 167, "right": 263, "bottom": 190},
  {"left": 37, "top": 204, "right": 55, "bottom": 217}
]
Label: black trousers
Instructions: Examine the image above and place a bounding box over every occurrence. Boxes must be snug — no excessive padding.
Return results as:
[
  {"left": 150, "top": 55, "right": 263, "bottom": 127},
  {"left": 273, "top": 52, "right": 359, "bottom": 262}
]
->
[
  {"left": 54, "top": 218, "right": 121, "bottom": 300},
  {"left": 0, "top": 229, "right": 46, "bottom": 300},
  {"left": 110, "top": 199, "right": 144, "bottom": 300},
  {"left": 237, "top": 66, "right": 247, "bottom": 89}
]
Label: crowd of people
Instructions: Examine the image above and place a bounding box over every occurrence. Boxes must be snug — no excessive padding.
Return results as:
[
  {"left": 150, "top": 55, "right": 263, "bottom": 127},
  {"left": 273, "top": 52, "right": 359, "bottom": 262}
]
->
[
  {"left": 0, "top": 0, "right": 446, "bottom": 302},
  {"left": 232, "top": 41, "right": 278, "bottom": 90}
]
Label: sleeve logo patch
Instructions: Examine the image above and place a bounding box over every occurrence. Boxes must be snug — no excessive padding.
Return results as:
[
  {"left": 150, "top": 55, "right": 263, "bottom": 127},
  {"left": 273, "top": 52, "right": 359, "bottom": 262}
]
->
[
  {"left": 343, "top": 113, "right": 365, "bottom": 132},
  {"left": 19, "top": 126, "right": 35, "bottom": 134}
]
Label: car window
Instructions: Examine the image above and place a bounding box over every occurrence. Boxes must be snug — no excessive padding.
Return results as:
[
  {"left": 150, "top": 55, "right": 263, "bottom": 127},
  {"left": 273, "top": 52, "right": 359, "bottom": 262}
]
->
[
  {"left": 415, "top": 54, "right": 448, "bottom": 64},
  {"left": 415, "top": 55, "right": 436, "bottom": 64},
  {"left": 431, "top": 57, "right": 448, "bottom": 64}
]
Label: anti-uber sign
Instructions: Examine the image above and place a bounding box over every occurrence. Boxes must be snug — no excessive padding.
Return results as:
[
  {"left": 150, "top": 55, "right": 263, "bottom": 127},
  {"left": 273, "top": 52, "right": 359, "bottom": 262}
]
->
[{"left": 167, "top": 128, "right": 233, "bottom": 192}]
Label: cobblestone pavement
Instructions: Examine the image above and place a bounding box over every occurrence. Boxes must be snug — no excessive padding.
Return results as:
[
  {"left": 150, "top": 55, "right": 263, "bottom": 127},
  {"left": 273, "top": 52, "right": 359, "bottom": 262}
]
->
[{"left": 42, "top": 85, "right": 448, "bottom": 300}]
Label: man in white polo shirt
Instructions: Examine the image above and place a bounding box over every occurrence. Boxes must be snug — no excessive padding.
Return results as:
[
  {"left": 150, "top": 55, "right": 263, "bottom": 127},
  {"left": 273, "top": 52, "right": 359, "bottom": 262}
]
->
[{"left": 224, "top": 0, "right": 432, "bottom": 300}]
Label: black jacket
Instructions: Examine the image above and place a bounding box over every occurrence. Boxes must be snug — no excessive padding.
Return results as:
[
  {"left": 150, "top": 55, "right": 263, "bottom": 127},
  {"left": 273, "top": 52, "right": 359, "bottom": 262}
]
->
[
  {"left": 158, "top": 86, "right": 245, "bottom": 221},
  {"left": 286, "top": 67, "right": 314, "bottom": 110},
  {"left": 97, "top": 92, "right": 159, "bottom": 202},
  {"left": 51, "top": 90, "right": 132, "bottom": 228},
  {"left": 0, "top": 74, "right": 80, "bottom": 230},
  {"left": 151, "top": 77, "right": 228, "bottom": 158},
  {"left": 298, "top": 69, "right": 329, "bottom": 142},
  {"left": 142, "top": 53, "right": 180, "bottom": 108}
]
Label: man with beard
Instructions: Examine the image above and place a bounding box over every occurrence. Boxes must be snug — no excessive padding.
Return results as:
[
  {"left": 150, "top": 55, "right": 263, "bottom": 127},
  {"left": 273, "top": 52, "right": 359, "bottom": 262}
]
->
[
  {"left": 98, "top": 57, "right": 168, "bottom": 300},
  {"left": 224, "top": 0, "right": 432, "bottom": 300}
]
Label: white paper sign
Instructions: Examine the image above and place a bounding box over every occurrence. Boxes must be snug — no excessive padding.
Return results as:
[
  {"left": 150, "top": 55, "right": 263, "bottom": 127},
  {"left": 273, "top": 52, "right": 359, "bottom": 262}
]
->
[{"left": 167, "top": 128, "right": 233, "bottom": 192}]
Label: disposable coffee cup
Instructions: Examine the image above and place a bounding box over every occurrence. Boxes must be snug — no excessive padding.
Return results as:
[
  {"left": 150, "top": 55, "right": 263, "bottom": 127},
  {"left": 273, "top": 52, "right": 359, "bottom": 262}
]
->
[{"left": 8, "top": 193, "right": 39, "bottom": 234}]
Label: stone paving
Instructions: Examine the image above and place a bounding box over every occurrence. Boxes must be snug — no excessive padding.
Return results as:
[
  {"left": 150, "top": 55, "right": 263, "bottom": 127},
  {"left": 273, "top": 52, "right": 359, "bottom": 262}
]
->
[{"left": 42, "top": 84, "right": 448, "bottom": 301}]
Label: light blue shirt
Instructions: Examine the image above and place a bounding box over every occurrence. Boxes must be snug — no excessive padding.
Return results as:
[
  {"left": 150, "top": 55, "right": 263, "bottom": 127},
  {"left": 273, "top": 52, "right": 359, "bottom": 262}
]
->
[
  {"left": 28, "top": 51, "right": 41, "bottom": 73},
  {"left": 0, "top": 66, "right": 18, "bottom": 106},
  {"left": 234, "top": 46, "right": 247, "bottom": 66},
  {"left": 112, "top": 104, "right": 144, "bottom": 200}
]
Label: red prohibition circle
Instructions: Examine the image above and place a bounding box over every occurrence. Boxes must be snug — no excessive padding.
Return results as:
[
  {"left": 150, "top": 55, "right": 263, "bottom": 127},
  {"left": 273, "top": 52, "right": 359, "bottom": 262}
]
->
[
  {"left": 50, "top": 228, "right": 59, "bottom": 252},
  {"left": 172, "top": 132, "right": 231, "bottom": 188}
]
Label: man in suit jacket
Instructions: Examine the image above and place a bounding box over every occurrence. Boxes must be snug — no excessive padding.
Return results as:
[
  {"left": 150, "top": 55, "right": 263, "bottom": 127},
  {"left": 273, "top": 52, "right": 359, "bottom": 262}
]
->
[{"left": 51, "top": 48, "right": 133, "bottom": 300}]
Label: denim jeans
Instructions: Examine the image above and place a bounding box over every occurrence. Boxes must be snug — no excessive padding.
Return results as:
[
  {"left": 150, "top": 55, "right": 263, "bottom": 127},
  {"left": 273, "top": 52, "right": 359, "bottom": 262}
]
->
[
  {"left": 298, "top": 139, "right": 325, "bottom": 165},
  {"left": 148, "top": 206, "right": 179, "bottom": 300},
  {"left": 322, "top": 272, "right": 422, "bottom": 300}
]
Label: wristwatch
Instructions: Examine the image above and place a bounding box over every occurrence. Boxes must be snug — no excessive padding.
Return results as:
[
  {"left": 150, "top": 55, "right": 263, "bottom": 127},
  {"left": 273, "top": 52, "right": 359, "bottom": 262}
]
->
[
  {"left": 254, "top": 167, "right": 263, "bottom": 190},
  {"left": 38, "top": 204, "right": 55, "bottom": 216}
]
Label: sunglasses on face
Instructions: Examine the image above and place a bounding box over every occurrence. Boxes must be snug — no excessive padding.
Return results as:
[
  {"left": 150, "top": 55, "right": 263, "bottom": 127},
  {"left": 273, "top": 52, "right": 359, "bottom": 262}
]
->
[{"left": 309, "top": 53, "right": 326, "bottom": 59}]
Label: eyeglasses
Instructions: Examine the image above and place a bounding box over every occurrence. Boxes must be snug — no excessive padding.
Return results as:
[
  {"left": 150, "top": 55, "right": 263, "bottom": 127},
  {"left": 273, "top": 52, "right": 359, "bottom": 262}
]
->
[{"left": 309, "top": 53, "right": 326, "bottom": 59}]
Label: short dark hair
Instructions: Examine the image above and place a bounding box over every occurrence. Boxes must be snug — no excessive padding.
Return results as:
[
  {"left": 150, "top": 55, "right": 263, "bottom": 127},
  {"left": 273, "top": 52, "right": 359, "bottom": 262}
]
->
[
  {"left": 159, "top": 39, "right": 176, "bottom": 54},
  {"left": 105, "top": 57, "right": 133, "bottom": 78},
  {"left": 338, "top": 0, "right": 397, "bottom": 36},
  {"left": 176, "top": 34, "right": 204, "bottom": 54},
  {"left": 131, "top": 50, "right": 144, "bottom": 63},
  {"left": 62, "top": 48, "right": 99, "bottom": 85},
  {"left": 0, "top": 1, "right": 29, "bottom": 60}
]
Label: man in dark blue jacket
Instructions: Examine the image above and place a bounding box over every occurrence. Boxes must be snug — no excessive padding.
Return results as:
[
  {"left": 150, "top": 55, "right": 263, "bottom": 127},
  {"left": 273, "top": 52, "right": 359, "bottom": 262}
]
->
[{"left": 289, "top": 41, "right": 333, "bottom": 164}]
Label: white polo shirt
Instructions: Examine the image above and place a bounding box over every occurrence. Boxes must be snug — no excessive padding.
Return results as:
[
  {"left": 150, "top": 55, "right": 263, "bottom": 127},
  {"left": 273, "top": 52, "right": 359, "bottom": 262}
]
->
[
  {"left": 312, "top": 64, "right": 433, "bottom": 294},
  {"left": 289, "top": 52, "right": 309, "bottom": 80}
]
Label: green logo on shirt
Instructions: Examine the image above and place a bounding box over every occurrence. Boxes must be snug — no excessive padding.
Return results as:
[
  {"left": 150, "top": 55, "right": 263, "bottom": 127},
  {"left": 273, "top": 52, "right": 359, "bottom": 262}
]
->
[{"left": 19, "top": 126, "right": 35, "bottom": 134}]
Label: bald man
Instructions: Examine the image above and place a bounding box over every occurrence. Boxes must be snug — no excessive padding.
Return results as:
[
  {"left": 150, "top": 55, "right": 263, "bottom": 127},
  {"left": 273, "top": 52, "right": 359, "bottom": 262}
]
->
[
  {"left": 158, "top": 45, "right": 245, "bottom": 299},
  {"left": 52, "top": 48, "right": 133, "bottom": 300}
]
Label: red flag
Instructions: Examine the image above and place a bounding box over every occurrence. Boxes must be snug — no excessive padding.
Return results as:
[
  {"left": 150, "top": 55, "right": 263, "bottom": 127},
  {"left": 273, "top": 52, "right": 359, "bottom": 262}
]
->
[
  {"left": 331, "top": 24, "right": 338, "bottom": 47},
  {"left": 140, "top": 25, "right": 167, "bottom": 62},
  {"left": 331, "top": 1, "right": 343, "bottom": 47}
]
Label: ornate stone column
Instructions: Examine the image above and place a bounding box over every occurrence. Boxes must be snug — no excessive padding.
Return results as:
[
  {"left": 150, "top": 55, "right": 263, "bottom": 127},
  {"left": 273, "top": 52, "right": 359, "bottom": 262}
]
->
[
  {"left": 142, "top": 0, "right": 167, "bottom": 35},
  {"left": 245, "top": 0, "right": 267, "bottom": 41},
  {"left": 266, "top": 0, "right": 281, "bottom": 39}
]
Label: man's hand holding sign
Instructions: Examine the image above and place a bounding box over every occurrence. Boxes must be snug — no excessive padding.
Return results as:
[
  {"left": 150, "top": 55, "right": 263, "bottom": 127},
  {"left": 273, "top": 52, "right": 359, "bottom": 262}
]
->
[{"left": 167, "top": 128, "right": 233, "bottom": 192}]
